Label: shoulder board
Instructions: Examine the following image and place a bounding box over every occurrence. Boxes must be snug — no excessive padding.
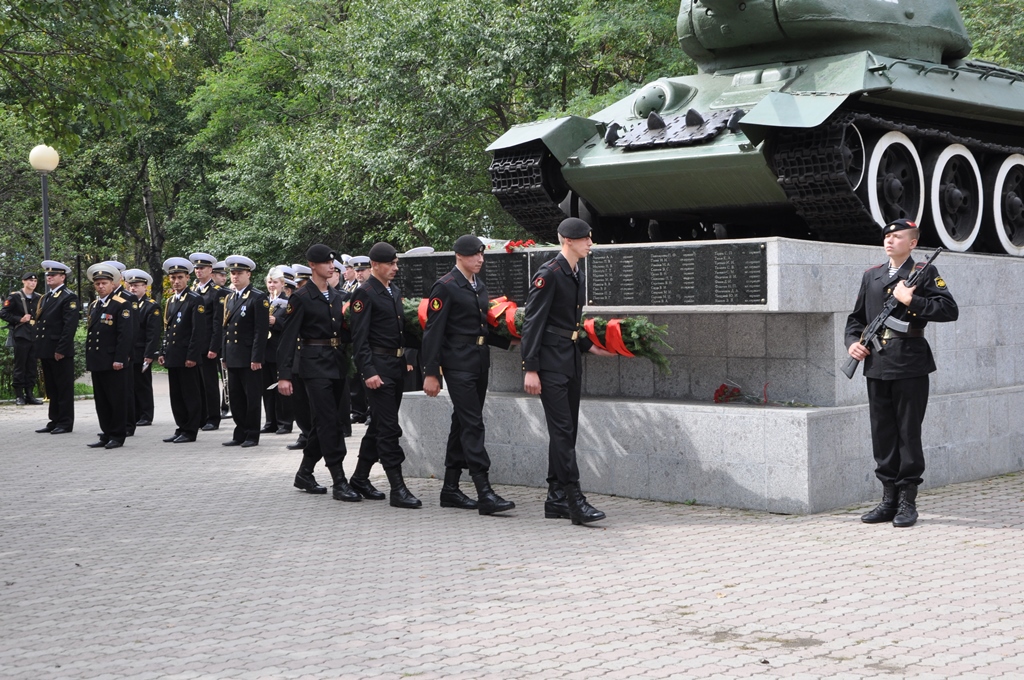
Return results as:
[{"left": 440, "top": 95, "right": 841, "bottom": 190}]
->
[
  {"left": 113, "top": 294, "right": 126, "bottom": 303},
  {"left": 440, "top": 273, "right": 455, "bottom": 284},
  {"left": 147, "top": 297, "right": 156, "bottom": 304},
  {"left": 914, "top": 261, "right": 926, "bottom": 269},
  {"left": 867, "top": 263, "right": 885, "bottom": 270},
  {"left": 212, "top": 284, "right": 222, "bottom": 290}
]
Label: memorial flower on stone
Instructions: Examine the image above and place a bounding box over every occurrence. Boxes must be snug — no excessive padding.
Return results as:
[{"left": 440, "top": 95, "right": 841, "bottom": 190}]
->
[
  {"left": 582, "top": 316, "right": 672, "bottom": 374},
  {"left": 503, "top": 239, "right": 537, "bottom": 253}
]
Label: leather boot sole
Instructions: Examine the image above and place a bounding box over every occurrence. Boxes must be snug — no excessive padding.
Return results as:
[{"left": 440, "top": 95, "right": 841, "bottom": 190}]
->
[
  {"left": 293, "top": 481, "right": 327, "bottom": 495},
  {"left": 390, "top": 497, "right": 422, "bottom": 509}
]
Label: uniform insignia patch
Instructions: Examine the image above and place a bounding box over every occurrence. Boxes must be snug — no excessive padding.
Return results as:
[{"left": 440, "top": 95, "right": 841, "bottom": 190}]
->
[
  {"left": 132, "top": 302, "right": 138, "bottom": 309},
  {"left": 430, "top": 298, "right": 442, "bottom": 311},
  {"left": 153, "top": 309, "right": 160, "bottom": 315},
  {"left": 122, "top": 309, "right": 131, "bottom": 318},
  {"left": 352, "top": 300, "right": 364, "bottom": 313},
  {"left": 263, "top": 299, "right": 270, "bottom": 308},
  {"left": 2, "top": 299, "right": 8, "bottom": 307},
  {"left": 69, "top": 301, "right": 77, "bottom": 309},
  {"left": 534, "top": 277, "right": 545, "bottom": 289},
  {"left": 286, "top": 305, "right": 294, "bottom": 315},
  {"left": 198, "top": 305, "right": 205, "bottom": 313},
  {"left": 935, "top": 277, "right": 946, "bottom": 289}
]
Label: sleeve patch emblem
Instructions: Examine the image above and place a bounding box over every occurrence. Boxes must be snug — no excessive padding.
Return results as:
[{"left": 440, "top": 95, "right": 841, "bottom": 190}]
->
[
  {"left": 2, "top": 299, "right": 8, "bottom": 307},
  {"left": 429, "top": 298, "right": 442, "bottom": 311},
  {"left": 122, "top": 309, "right": 131, "bottom": 318},
  {"left": 198, "top": 305, "right": 205, "bottom": 314},
  {"left": 286, "top": 305, "right": 294, "bottom": 315},
  {"left": 153, "top": 309, "right": 160, "bottom": 315},
  {"left": 935, "top": 277, "right": 946, "bottom": 289},
  {"left": 534, "top": 277, "right": 546, "bottom": 289},
  {"left": 352, "top": 300, "right": 364, "bottom": 313},
  {"left": 69, "top": 301, "right": 77, "bottom": 309},
  {"left": 263, "top": 299, "right": 270, "bottom": 308}
]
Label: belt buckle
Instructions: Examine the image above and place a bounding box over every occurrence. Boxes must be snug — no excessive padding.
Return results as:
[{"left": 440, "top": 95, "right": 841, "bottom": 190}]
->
[
  {"left": 570, "top": 330, "right": 579, "bottom": 341},
  {"left": 330, "top": 338, "right": 339, "bottom": 347},
  {"left": 476, "top": 336, "right": 485, "bottom": 346},
  {"left": 396, "top": 348, "right": 404, "bottom": 358},
  {"left": 881, "top": 328, "right": 893, "bottom": 340}
]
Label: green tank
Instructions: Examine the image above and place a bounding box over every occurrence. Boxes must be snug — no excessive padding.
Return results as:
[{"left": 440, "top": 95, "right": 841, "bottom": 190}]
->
[{"left": 487, "top": 0, "right": 1024, "bottom": 255}]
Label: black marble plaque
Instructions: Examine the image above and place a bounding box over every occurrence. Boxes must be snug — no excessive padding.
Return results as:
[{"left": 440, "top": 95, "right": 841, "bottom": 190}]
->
[
  {"left": 393, "top": 255, "right": 456, "bottom": 300},
  {"left": 586, "top": 243, "right": 767, "bottom": 306},
  {"left": 481, "top": 252, "right": 530, "bottom": 302}
]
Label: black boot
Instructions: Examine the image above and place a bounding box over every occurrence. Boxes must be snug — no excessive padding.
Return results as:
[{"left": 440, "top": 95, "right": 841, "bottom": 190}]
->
[
  {"left": 349, "top": 458, "right": 385, "bottom": 500},
  {"left": 439, "top": 468, "right": 477, "bottom": 509},
  {"left": 24, "top": 388, "right": 43, "bottom": 405},
  {"left": 544, "top": 482, "right": 570, "bottom": 520},
  {"left": 293, "top": 457, "right": 327, "bottom": 494},
  {"left": 471, "top": 472, "right": 515, "bottom": 516},
  {"left": 860, "top": 483, "right": 898, "bottom": 524},
  {"left": 14, "top": 387, "right": 26, "bottom": 406},
  {"left": 564, "top": 482, "right": 606, "bottom": 525},
  {"left": 893, "top": 485, "right": 919, "bottom": 528},
  {"left": 384, "top": 466, "right": 422, "bottom": 509},
  {"left": 330, "top": 467, "right": 362, "bottom": 502}
]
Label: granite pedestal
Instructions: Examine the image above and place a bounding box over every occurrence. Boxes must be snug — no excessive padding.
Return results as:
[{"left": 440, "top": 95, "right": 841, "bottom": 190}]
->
[{"left": 398, "top": 238, "right": 1024, "bottom": 513}]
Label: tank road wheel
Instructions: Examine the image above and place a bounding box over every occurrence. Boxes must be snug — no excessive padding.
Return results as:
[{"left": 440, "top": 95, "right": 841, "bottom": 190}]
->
[
  {"left": 861, "top": 131, "right": 925, "bottom": 228},
  {"left": 923, "top": 144, "right": 983, "bottom": 252},
  {"left": 983, "top": 154, "right": 1024, "bottom": 257}
]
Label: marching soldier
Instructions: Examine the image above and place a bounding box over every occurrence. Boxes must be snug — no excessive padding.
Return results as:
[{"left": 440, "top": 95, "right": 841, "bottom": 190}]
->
[
  {"left": 190, "top": 252, "right": 229, "bottom": 431},
  {"left": 521, "top": 218, "right": 615, "bottom": 525},
  {"left": 1, "top": 272, "right": 43, "bottom": 405},
  {"left": 159, "top": 257, "right": 209, "bottom": 444},
  {"left": 348, "top": 255, "right": 372, "bottom": 425},
  {"left": 846, "top": 219, "right": 959, "bottom": 528},
  {"left": 277, "top": 244, "right": 358, "bottom": 500},
  {"left": 84, "top": 263, "right": 135, "bottom": 449},
  {"left": 421, "top": 235, "right": 515, "bottom": 515},
  {"left": 34, "top": 260, "right": 80, "bottom": 434},
  {"left": 284, "top": 263, "right": 314, "bottom": 451},
  {"left": 349, "top": 242, "right": 421, "bottom": 509},
  {"left": 123, "top": 269, "right": 162, "bottom": 427},
  {"left": 221, "top": 255, "right": 269, "bottom": 447}
]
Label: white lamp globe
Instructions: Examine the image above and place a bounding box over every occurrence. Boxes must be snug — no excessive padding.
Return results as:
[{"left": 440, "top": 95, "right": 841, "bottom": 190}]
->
[{"left": 29, "top": 145, "right": 60, "bottom": 173}]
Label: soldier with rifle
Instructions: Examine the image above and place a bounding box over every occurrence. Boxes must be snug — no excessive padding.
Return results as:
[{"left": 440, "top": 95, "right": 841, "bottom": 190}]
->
[
  {"left": 1, "top": 272, "right": 43, "bottom": 405},
  {"left": 845, "top": 219, "right": 958, "bottom": 528}
]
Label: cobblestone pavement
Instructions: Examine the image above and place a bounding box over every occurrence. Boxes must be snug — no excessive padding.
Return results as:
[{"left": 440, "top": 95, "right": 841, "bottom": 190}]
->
[{"left": 2, "top": 374, "right": 1024, "bottom": 679}]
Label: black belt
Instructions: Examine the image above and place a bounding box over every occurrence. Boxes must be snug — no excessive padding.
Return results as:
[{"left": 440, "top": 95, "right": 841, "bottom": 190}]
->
[
  {"left": 371, "top": 346, "right": 404, "bottom": 357},
  {"left": 883, "top": 328, "right": 925, "bottom": 339},
  {"left": 546, "top": 326, "right": 580, "bottom": 341},
  {"left": 303, "top": 338, "right": 340, "bottom": 347},
  {"left": 450, "top": 334, "right": 486, "bottom": 346}
]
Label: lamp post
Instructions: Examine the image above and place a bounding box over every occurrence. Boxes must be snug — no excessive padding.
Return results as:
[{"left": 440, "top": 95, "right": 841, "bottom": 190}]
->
[{"left": 29, "top": 145, "right": 60, "bottom": 260}]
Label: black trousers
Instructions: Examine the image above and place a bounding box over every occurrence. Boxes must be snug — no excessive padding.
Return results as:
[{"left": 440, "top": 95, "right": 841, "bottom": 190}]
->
[
  {"left": 133, "top": 361, "right": 155, "bottom": 423},
  {"left": 168, "top": 365, "right": 202, "bottom": 437},
  {"left": 292, "top": 375, "right": 312, "bottom": 438},
  {"left": 358, "top": 377, "right": 405, "bottom": 469},
  {"left": 12, "top": 338, "right": 37, "bottom": 390},
  {"left": 443, "top": 369, "right": 491, "bottom": 475},
  {"left": 92, "top": 368, "right": 128, "bottom": 443},
  {"left": 301, "top": 376, "right": 348, "bottom": 472},
  {"left": 350, "top": 377, "right": 368, "bottom": 418},
  {"left": 262, "top": 362, "right": 294, "bottom": 429},
  {"left": 40, "top": 356, "right": 75, "bottom": 430},
  {"left": 124, "top": 359, "right": 136, "bottom": 435},
  {"left": 539, "top": 370, "right": 582, "bottom": 486},
  {"left": 867, "top": 375, "right": 929, "bottom": 488},
  {"left": 198, "top": 357, "right": 221, "bottom": 426},
  {"left": 228, "top": 366, "right": 263, "bottom": 443}
]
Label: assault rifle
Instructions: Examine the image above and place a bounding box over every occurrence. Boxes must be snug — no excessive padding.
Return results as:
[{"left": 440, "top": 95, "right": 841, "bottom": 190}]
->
[{"left": 841, "top": 247, "right": 944, "bottom": 380}]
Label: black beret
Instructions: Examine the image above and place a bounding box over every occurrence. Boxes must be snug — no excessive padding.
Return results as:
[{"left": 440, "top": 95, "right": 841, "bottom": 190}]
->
[
  {"left": 883, "top": 218, "right": 919, "bottom": 235},
  {"left": 21, "top": 272, "right": 38, "bottom": 281},
  {"left": 453, "top": 235, "right": 485, "bottom": 256},
  {"left": 305, "top": 243, "right": 338, "bottom": 263},
  {"left": 557, "top": 217, "right": 592, "bottom": 239},
  {"left": 368, "top": 242, "right": 398, "bottom": 263}
]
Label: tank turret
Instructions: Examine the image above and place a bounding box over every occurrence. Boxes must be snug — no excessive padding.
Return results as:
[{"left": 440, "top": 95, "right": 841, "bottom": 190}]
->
[{"left": 488, "top": 1, "right": 1024, "bottom": 255}]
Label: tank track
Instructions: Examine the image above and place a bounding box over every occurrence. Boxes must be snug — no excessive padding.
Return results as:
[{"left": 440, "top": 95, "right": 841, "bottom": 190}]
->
[
  {"left": 487, "top": 142, "right": 564, "bottom": 240},
  {"left": 774, "top": 109, "right": 1024, "bottom": 244}
]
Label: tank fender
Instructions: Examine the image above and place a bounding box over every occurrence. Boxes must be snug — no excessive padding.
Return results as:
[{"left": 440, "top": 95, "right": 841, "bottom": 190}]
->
[
  {"left": 740, "top": 91, "right": 850, "bottom": 144},
  {"left": 486, "top": 116, "right": 602, "bottom": 165}
]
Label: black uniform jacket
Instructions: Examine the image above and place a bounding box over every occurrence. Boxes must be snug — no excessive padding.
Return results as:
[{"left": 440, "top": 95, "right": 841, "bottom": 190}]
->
[
  {"left": 132, "top": 297, "right": 163, "bottom": 363},
  {"left": 277, "top": 283, "right": 348, "bottom": 381},
  {"left": 35, "top": 285, "right": 80, "bottom": 357},
  {"left": 195, "top": 280, "right": 229, "bottom": 357},
  {"left": 520, "top": 254, "right": 593, "bottom": 376},
  {"left": 421, "top": 267, "right": 510, "bottom": 377},
  {"left": 1, "top": 291, "right": 41, "bottom": 341},
  {"left": 265, "top": 296, "right": 290, "bottom": 363},
  {"left": 845, "top": 256, "right": 959, "bottom": 380},
  {"left": 350, "top": 276, "right": 417, "bottom": 382},
  {"left": 86, "top": 292, "right": 135, "bottom": 371},
  {"left": 162, "top": 290, "right": 209, "bottom": 368},
  {"left": 221, "top": 285, "right": 270, "bottom": 368}
]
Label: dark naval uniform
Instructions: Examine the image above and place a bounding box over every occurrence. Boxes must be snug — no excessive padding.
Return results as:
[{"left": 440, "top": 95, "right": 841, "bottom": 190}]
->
[
  {"left": 222, "top": 285, "right": 270, "bottom": 445},
  {"left": 115, "top": 285, "right": 140, "bottom": 437},
  {"left": 845, "top": 256, "right": 959, "bottom": 492},
  {"left": 163, "top": 290, "right": 209, "bottom": 440},
  {"left": 36, "top": 284, "right": 80, "bottom": 432},
  {"left": 1, "top": 287, "right": 42, "bottom": 402},
  {"left": 86, "top": 290, "right": 135, "bottom": 446},
  {"left": 521, "top": 253, "right": 594, "bottom": 488},
  {"left": 195, "top": 279, "right": 229, "bottom": 428},
  {"left": 278, "top": 278, "right": 356, "bottom": 499},
  {"left": 421, "top": 267, "right": 510, "bottom": 477},
  {"left": 132, "top": 294, "right": 163, "bottom": 425},
  {"left": 263, "top": 295, "right": 293, "bottom": 433}
]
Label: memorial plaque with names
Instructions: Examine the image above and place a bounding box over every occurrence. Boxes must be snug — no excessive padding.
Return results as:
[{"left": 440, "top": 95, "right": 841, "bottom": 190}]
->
[
  {"left": 481, "top": 252, "right": 530, "bottom": 302},
  {"left": 586, "top": 243, "right": 766, "bottom": 306},
  {"left": 393, "top": 255, "right": 456, "bottom": 300}
]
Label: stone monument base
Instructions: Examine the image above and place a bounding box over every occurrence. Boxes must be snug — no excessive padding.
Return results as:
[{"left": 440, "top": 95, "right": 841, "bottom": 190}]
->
[{"left": 399, "top": 386, "right": 1024, "bottom": 515}]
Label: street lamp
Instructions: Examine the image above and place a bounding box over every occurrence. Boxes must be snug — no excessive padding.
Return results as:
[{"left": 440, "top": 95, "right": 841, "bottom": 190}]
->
[{"left": 29, "top": 145, "right": 60, "bottom": 260}]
